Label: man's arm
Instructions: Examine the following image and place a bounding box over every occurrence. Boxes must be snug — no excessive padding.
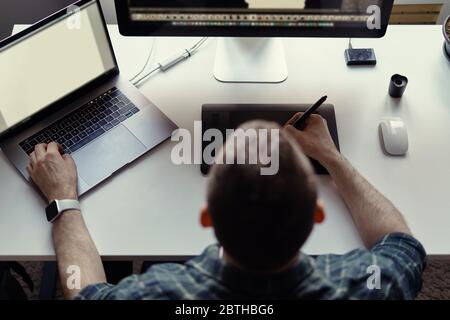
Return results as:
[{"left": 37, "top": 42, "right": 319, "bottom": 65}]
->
[
  {"left": 52, "top": 212, "right": 106, "bottom": 299},
  {"left": 27, "top": 142, "right": 106, "bottom": 299},
  {"left": 285, "top": 115, "right": 411, "bottom": 249}
]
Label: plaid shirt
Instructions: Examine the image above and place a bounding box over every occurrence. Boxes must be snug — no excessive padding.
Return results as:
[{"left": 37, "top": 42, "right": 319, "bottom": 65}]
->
[{"left": 77, "top": 233, "right": 426, "bottom": 300}]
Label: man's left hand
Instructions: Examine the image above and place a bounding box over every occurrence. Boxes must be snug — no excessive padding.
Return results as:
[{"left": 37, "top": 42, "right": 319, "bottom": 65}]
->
[{"left": 27, "top": 142, "right": 78, "bottom": 203}]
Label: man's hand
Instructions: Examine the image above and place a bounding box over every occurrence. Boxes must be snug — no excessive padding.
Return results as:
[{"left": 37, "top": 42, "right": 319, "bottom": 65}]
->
[
  {"left": 285, "top": 113, "right": 412, "bottom": 248},
  {"left": 27, "top": 142, "right": 78, "bottom": 203},
  {"left": 285, "top": 113, "right": 340, "bottom": 167}
]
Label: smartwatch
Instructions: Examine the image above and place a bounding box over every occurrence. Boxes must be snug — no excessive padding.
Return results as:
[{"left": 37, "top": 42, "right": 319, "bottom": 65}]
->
[{"left": 45, "top": 199, "right": 81, "bottom": 223}]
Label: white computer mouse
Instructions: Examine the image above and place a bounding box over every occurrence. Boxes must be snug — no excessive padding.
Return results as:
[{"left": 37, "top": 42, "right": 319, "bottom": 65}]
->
[{"left": 379, "top": 118, "right": 409, "bottom": 156}]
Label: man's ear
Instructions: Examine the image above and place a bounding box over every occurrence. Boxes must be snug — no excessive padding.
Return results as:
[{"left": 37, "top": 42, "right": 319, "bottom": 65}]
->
[
  {"left": 200, "top": 204, "right": 213, "bottom": 228},
  {"left": 314, "top": 201, "right": 326, "bottom": 224}
]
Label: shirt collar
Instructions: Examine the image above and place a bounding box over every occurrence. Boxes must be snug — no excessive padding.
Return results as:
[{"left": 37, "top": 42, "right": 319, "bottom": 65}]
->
[{"left": 188, "top": 244, "right": 315, "bottom": 297}]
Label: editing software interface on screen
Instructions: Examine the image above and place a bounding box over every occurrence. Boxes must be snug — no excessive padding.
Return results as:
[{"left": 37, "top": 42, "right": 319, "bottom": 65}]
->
[
  {"left": 127, "top": 0, "right": 382, "bottom": 29},
  {"left": 117, "top": 0, "right": 390, "bottom": 82}
]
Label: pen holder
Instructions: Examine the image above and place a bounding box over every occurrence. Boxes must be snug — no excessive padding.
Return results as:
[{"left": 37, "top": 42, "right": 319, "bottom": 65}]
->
[{"left": 389, "top": 74, "right": 408, "bottom": 98}]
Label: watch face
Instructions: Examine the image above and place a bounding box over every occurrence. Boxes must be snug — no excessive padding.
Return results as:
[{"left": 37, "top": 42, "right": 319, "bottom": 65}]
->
[{"left": 45, "top": 201, "right": 59, "bottom": 222}]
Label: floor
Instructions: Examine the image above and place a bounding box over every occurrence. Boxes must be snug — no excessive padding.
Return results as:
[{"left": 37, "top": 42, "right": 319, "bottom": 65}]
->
[
  {"left": 0, "top": 0, "right": 76, "bottom": 40},
  {"left": 11, "top": 258, "right": 450, "bottom": 300},
  {"left": 0, "top": 0, "right": 115, "bottom": 40},
  {"left": 416, "top": 258, "right": 450, "bottom": 300}
]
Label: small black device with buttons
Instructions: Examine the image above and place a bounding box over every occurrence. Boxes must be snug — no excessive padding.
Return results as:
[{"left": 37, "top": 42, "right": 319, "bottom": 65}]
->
[{"left": 345, "top": 39, "right": 377, "bottom": 66}]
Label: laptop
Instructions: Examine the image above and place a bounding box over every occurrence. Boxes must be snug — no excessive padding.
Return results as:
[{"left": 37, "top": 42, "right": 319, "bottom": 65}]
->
[{"left": 0, "top": 0, "right": 177, "bottom": 196}]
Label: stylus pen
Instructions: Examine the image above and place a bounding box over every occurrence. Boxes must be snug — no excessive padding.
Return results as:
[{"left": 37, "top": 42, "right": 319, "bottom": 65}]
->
[{"left": 293, "top": 96, "right": 328, "bottom": 130}]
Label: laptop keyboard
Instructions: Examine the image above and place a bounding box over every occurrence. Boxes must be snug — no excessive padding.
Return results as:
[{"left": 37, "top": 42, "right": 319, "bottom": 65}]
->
[{"left": 20, "top": 88, "right": 140, "bottom": 155}]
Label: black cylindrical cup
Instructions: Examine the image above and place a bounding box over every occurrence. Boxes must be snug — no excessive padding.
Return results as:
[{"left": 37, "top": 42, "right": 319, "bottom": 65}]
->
[{"left": 389, "top": 74, "right": 408, "bottom": 98}]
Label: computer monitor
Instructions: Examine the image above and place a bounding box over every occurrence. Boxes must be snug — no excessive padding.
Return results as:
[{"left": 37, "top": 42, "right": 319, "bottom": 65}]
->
[{"left": 115, "top": 0, "right": 394, "bottom": 83}]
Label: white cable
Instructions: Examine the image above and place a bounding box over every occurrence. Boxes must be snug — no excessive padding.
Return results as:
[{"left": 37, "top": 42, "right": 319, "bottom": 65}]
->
[
  {"left": 189, "top": 37, "right": 208, "bottom": 52},
  {"left": 129, "top": 38, "right": 156, "bottom": 82},
  {"left": 132, "top": 37, "right": 208, "bottom": 87},
  {"left": 132, "top": 65, "right": 161, "bottom": 86}
]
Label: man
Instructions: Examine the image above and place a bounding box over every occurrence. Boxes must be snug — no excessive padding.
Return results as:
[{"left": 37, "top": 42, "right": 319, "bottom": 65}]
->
[{"left": 27, "top": 114, "right": 426, "bottom": 300}]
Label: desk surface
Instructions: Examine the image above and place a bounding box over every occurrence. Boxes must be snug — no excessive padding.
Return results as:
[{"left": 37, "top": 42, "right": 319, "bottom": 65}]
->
[{"left": 1, "top": 25, "right": 449, "bottom": 260}]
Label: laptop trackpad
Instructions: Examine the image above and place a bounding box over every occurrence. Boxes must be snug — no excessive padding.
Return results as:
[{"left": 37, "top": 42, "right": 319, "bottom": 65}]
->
[{"left": 72, "top": 125, "right": 146, "bottom": 186}]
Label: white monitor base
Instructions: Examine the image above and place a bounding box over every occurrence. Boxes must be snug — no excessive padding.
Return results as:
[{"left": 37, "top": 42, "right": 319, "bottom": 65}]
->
[{"left": 213, "top": 38, "right": 288, "bottom": 83}]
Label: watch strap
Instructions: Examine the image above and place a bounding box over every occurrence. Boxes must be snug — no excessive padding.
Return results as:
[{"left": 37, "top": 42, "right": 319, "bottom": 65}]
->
[{"left": 57, "top": 199, "right": 81, "bottom": 213}]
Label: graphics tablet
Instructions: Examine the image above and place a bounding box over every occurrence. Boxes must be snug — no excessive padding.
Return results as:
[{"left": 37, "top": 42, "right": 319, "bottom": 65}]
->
[{"left": 201, "top": 104, "right": 340, "bottom": 175}]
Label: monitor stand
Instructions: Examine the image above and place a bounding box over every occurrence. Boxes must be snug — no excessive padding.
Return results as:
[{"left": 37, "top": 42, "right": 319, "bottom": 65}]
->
[{"left": 213, "top": 38, "right": 288, "bottom": 83}]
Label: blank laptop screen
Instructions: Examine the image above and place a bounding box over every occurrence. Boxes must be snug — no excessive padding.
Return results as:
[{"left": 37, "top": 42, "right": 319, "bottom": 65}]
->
[{"left": 0, "top": 1, "right": 116, "bottom": 134}]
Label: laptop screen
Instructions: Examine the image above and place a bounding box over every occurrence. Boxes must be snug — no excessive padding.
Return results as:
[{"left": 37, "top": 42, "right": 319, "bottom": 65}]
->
[{"left": 0, "top": 1, "right": 116, "bottom": 135}]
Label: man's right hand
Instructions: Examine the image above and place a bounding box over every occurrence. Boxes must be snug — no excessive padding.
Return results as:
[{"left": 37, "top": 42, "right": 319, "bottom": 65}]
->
[
  {"left": 286, "top": 113, "right": 413, "bottom": 248},
  {"left": 284, "top": 113, "right": 340, "bottom": 167}
]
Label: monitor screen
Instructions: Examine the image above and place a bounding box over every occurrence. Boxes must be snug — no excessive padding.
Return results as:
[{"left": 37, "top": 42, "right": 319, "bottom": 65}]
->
[
  {"left": 0, "top": 0, "right": 116, "bottom": 136},
  {"left": 116, "top": 0, "right": 393, "bottom": 37}
]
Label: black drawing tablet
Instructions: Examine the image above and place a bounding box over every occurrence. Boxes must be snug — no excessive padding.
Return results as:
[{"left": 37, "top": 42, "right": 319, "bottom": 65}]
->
[{"left": 201, "top": 104, "right": 340, "bottom": 175}]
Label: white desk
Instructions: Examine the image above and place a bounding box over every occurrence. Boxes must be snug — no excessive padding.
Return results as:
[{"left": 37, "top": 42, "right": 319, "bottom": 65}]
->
[{"left": 1, "top": 25, "right": 449, "bottom": 260}]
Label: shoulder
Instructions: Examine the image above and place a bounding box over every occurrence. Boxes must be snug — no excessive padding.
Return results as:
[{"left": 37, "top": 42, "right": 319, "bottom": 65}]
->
[
  {"left": 77, "top": 245, "right": 221, "bottom": 300},
  {"left": 313, "top": 233, "right": 426, "bottom": 299}
]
